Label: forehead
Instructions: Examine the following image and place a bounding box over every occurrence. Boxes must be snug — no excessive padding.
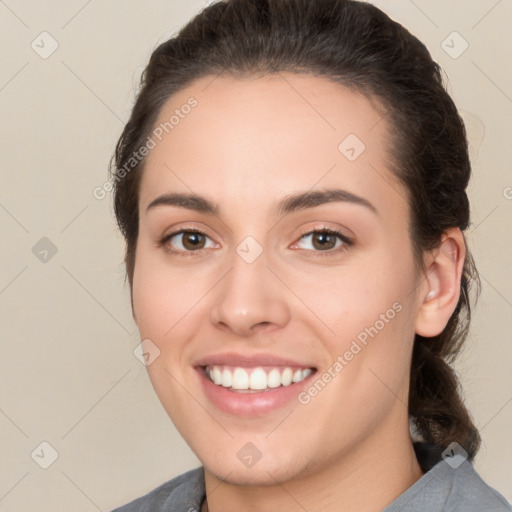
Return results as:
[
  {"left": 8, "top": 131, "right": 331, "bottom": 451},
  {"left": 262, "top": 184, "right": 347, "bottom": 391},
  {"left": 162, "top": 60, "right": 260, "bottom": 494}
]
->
[{"left": 138, "top": 72, "right": 407, "bottom": 220}]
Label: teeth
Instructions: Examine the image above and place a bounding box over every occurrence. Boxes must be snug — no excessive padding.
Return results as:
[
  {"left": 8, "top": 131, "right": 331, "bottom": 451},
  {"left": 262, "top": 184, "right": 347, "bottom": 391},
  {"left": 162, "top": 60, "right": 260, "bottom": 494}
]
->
[
  {"left": 281, "top": 368, "right": 293, "bottom": 386},
  {"left": 267, "top": 368, "right": 281, "bottom": 388},
  {"left": 221, "top": 368, "right": 232, "bottom": 388},
  {"left": 302, "top": 368, "right": 313, "bottom": 379},
  {"left": 292, "top": 369, "right": 303, "bottom": 382},
  {"left": 205, "top": 365, "right": 313, "bottom": 391},
  {"left": 212, "top": 366, "right": 222, "bottom": 385},
  {"left": 231, "top": 368, "right": 249, "bottom": 390},
  {"left": 249, "top": 368, "right": 267, "bottom": 390}
]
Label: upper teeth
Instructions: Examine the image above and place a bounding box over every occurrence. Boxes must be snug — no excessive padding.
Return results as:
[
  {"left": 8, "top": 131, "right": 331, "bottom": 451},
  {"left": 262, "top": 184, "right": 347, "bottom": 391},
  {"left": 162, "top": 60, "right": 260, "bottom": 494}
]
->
[{"left": 206, "top": 366, "right": 313, "bottom": 390}]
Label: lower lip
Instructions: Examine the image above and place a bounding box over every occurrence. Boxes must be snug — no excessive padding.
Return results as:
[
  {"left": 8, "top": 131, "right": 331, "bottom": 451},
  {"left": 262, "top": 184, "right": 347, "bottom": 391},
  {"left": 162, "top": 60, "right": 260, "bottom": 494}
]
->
[{"left": 196, "top": 367, "right": 316, "bottom": 417}]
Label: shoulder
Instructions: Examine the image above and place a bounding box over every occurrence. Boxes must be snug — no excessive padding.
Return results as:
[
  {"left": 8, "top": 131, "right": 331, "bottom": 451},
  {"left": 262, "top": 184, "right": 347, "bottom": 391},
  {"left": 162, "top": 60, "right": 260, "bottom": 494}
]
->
[
  {"left": 384, "top": 444, "right": 511, "bottom": 512},
  {"left": 447, "top": 460, "right": 511, "bottom": 511},
  {"left": 110, "top": 467, "right": 205, "bottom": 512}
]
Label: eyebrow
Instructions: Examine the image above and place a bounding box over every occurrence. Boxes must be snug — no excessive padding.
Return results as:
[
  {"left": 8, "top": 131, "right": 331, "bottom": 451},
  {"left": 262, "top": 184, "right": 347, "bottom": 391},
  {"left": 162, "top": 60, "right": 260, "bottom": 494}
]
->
[{"left": 145, "top": 188, "right": 378, "bottom": 217}]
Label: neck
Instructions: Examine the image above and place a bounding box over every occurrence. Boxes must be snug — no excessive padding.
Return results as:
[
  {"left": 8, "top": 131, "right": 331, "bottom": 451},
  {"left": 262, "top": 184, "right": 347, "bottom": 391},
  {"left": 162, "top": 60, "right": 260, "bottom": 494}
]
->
[{"left": 202, "top": 415, "right": 423, "bottom": 512}]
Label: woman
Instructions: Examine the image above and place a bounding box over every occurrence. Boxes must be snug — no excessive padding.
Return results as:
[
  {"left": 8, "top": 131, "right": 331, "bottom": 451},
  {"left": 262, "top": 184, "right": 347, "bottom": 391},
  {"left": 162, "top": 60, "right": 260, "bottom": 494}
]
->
[{"left": 109, "top": 0, "right": 511, "bottom": 510}]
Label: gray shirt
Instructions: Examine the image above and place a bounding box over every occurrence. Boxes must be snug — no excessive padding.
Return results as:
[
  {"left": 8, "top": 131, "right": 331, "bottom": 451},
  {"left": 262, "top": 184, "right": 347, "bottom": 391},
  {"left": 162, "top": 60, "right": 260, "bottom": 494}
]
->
[{"left": 111, "top": 443, "right": 511, "bottom": 511}]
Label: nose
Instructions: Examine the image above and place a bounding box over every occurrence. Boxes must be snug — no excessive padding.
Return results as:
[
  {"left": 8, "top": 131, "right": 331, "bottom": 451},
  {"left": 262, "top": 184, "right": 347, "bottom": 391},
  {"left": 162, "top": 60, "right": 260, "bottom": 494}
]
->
[{"left": 209, "top": 251, "right": 291, "bottom": 337}]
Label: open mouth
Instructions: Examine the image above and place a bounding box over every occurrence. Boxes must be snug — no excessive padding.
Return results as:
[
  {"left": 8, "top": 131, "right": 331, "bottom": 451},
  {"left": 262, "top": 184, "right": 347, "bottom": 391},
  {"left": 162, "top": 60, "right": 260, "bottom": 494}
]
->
[{"left": 202, "top": 365, "right": 316, "bottom": 393}]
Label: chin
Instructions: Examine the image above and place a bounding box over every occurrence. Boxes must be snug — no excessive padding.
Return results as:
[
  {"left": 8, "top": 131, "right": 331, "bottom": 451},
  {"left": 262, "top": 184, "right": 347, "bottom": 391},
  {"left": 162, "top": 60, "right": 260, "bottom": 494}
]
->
[
  {"left": 201, "top": 448, "right": 312, "bottom": 487},
  {"left": 207, "top": 464, "right": 295, "bottom": 487}
]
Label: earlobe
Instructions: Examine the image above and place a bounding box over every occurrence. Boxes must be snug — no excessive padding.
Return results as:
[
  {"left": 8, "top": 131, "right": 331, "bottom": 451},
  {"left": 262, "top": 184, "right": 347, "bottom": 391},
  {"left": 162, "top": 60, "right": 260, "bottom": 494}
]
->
[{"left": 414, "top": 228, "right": 466, "bottom": 337}]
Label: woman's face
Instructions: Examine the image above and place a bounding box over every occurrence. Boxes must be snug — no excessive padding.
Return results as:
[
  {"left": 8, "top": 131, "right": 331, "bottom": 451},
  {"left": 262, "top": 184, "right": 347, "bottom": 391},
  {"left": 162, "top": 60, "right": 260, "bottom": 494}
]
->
[{"left": 132, "top": 73, "right": 425, "bottom": 485}]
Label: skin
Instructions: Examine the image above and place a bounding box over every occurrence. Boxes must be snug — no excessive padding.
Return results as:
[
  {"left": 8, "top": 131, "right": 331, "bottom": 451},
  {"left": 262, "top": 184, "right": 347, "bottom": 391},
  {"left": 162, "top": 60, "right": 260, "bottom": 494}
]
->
[{"left": 131, "top": 73, "right": 465, "bottom": 512}]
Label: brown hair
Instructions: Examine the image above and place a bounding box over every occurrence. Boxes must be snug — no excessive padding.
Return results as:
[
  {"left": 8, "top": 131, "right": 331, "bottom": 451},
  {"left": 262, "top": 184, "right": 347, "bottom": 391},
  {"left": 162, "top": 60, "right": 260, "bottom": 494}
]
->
[{"left": 110, "top": 0, "right": 481, "bottom": 458}]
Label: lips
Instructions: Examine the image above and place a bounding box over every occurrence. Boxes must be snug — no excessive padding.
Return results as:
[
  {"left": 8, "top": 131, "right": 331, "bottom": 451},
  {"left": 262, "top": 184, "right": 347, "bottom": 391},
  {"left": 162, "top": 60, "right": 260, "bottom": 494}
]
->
[
  {"left": 194, "top": 352, "right": 316, "bottom": 369},
  {"left": 193, "top": 352, "right": 317, "bottom": 416}
]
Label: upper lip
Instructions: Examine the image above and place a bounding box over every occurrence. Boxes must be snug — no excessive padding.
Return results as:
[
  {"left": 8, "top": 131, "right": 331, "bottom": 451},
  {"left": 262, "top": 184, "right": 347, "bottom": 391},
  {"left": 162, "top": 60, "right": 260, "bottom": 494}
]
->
[{"left": 194, "top": 352, "right": 316, "bottom": 369}]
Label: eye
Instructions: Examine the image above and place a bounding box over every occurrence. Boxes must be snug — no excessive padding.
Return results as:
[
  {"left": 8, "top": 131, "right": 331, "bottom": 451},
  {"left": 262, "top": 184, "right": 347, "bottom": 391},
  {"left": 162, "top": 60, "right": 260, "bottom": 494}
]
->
[
  {"left": 157, "top": 226, "right": 353, "bottom": 257},
  {"left": 292, "top": 227, "right": 353, "bottom": 256},
  {"left": 158, "top": 228, "right": 217, "bottom": 255}
]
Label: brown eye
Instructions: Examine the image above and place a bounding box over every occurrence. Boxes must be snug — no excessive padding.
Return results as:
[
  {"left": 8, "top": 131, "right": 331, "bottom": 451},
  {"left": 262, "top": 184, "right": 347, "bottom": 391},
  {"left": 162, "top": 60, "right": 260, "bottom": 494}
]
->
[
  {"left": 160, "top": 229, "right": 215, "bottom": 254},
  {"left": 310, "top": 232, "right": 338, "bottom": 250},
  {"left": 296, "top": 229, "right": 351, "bottom": 253},
  {"left": 180, "top": 231, "right": 206, "bottom": 250}
]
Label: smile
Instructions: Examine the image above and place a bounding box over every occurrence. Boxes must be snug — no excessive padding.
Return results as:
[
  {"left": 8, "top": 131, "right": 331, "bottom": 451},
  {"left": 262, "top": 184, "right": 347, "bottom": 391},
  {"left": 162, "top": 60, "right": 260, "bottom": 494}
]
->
[
  {"left": 204, "top": 365, "right": 314, "bottom": 392},
  {"left": 194, "top": 353, "right": 318, "bottom": 416}
]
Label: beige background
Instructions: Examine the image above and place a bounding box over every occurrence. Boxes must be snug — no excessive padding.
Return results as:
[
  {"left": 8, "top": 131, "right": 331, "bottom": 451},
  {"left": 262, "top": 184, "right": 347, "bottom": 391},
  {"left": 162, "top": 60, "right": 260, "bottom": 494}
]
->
[{"left": 0, "top": 0, "right": 510, "bottom": 510}]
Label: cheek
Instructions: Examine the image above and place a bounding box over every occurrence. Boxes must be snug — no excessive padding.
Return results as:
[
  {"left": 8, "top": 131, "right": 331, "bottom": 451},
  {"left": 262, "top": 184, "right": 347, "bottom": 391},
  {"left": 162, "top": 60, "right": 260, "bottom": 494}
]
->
[
  {"left": 132, "top": 247, "right": 184, "bottom": 338},
  {"left": 132, "top": 261, "right": 166, "bottom": 337},
  {"left": 132, "top": 244, "right": 218, "bottom": 350},
  {"left": 302, "top": 251, "right": 414, "bottom": 337},
  {"left": 312, "top": 249, "right": 418, "bottom": 384}
]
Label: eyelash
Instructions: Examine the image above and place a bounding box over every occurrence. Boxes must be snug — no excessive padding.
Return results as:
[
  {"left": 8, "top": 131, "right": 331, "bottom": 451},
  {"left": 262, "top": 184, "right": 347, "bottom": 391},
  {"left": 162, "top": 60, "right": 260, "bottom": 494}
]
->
[{"left": 157, "top": 226, "right": 354, "bottom": 258}]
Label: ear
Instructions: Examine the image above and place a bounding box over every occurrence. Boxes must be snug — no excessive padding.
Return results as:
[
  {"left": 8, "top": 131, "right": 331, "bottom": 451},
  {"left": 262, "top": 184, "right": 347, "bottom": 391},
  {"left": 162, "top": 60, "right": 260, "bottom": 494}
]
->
[{"left": 414, "top": 227, "right": 466, "bottom": 337}]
